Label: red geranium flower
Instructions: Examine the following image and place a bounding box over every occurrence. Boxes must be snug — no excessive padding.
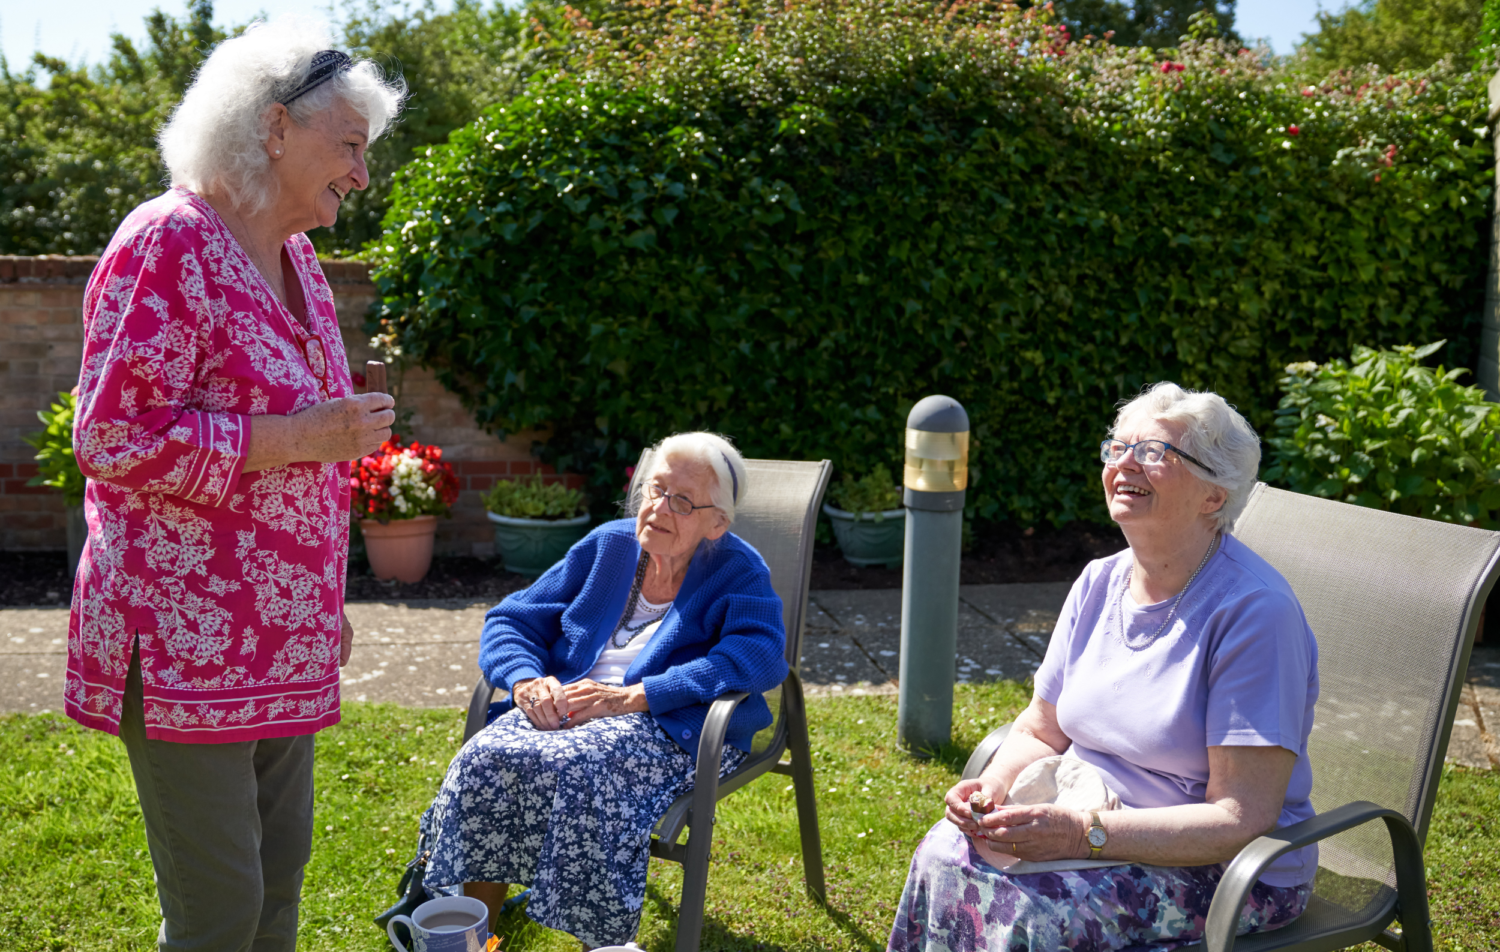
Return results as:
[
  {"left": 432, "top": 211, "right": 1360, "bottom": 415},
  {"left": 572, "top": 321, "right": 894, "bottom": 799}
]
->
[{"left": 350, "top": 434, "right": 460, "bottom": 521}]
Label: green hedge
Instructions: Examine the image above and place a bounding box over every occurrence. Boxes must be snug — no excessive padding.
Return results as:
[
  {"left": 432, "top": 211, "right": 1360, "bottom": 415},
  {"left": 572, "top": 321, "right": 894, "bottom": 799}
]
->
[{"left": 370, "top": 0, "right": 1494, "bottom": 525}]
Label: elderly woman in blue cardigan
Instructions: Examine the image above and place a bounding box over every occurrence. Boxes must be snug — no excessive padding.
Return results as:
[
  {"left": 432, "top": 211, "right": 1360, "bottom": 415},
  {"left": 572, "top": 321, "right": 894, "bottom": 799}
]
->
[{"left": 419, "top": 431, "right": 786, "bottom": 947}]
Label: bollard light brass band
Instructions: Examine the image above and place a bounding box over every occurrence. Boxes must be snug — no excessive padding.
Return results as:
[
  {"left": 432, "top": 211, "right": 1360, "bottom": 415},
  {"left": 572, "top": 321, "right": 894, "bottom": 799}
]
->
[{"left": 903, "top": 428, "right": 970, "bottom": 493}]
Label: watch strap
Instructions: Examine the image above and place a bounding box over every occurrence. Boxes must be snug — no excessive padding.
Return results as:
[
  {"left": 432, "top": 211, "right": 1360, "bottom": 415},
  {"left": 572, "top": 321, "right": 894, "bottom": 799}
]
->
[{"left": 1088, "top": 810, "right": 1105, "bottom": 859}]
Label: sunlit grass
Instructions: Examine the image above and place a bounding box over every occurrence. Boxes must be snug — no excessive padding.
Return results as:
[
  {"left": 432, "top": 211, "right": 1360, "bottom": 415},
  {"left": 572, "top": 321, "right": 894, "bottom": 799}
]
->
[{"left": 1, "top": 684, "right": 1496, "bottom": 951}]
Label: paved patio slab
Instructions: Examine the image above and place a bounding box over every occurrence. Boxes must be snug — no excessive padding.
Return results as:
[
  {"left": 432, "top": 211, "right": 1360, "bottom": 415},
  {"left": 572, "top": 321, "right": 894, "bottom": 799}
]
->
[{"left": 3, "top": 590, "right": 1495, "bottom": 772}]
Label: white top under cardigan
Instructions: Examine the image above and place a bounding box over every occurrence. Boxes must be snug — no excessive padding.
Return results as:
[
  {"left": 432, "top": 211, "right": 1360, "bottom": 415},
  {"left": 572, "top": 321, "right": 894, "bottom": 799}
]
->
[{"left": 585, "top": 595, "right": 674, "bottom": 684}]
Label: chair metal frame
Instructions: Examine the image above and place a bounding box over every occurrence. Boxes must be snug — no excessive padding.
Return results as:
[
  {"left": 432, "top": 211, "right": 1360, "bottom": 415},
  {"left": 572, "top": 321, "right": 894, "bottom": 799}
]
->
[
  {"left": 463, "top": 454, "right": 832, "bottom": 952},
  {"left": 961, "top": 484, "right": 1500, "bottom": 952}
]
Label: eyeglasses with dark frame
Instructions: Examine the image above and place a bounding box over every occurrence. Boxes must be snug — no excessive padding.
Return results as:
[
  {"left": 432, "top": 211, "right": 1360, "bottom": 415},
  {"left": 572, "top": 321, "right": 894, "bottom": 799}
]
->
[
  {"left": 1099, "top": 439, "right": 1217, "bottom": 477},
  {"left": 646, "top": 483, "right": 716, "bottom": 516}
]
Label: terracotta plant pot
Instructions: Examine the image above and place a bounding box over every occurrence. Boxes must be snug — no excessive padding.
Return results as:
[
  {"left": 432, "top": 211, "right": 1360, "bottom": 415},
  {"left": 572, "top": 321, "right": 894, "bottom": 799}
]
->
[
  {"left": 487, "top": 511, "right": 591, "bottom": 577},
  {"left": 359, "top": 515, "right": 438, "bottom": 584},
  {"left": 823, "top": 503, "right": 906, "bottom": 568}
]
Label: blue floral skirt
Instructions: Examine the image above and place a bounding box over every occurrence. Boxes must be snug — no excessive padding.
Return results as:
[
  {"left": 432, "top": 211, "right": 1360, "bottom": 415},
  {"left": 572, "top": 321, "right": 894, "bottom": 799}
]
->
[
  {"left": 888, "top": 821, "right": 1311, "bottom": 952},
  {"left": 421, "top": 709, "right": 745, "bottom": 947}
]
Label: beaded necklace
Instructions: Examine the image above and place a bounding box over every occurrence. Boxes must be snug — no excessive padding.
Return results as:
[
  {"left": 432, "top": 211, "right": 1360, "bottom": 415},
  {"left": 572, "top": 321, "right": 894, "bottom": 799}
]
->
[
  {"left": 1117, "top": 532, "right": 1220, "bottom": 650},
  {"left": 607, "top": 552, "right": 672, "bottom": 649}
]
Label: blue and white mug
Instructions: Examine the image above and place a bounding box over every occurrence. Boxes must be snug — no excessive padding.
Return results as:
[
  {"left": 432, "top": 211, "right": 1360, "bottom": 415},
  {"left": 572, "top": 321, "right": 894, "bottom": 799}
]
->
[{"left": 387, "top": 896, "right": 490, "bottom": 952}]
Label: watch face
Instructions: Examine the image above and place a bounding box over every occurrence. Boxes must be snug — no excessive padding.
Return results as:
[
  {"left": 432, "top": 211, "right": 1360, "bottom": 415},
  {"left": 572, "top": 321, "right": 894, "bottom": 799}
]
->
[{"left": 1088, "top": 828, "right": 1107, "bottom": 848}]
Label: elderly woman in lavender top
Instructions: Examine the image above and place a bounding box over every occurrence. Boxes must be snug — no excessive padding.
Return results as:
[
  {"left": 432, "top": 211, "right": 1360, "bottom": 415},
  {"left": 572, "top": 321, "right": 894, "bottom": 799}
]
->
[
  {"left": 419, "top": 431, "right": 787, "bottom": 948},
  {"left": 888, "top": 383, "right": 1320, "bottom": 952}
]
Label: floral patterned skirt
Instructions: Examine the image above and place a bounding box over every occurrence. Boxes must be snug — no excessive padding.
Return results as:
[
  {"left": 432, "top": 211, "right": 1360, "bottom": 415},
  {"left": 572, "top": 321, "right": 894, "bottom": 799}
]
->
[
  {"left": 421, "top": 709, "right": 745, "bottom": 948},
  {"left": 888, "top": 821, "right": 1311, "bottom": 952}
]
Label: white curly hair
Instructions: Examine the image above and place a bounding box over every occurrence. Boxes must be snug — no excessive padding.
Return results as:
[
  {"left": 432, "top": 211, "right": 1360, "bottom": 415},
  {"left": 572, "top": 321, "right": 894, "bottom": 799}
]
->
[
  {"left": 158, "top": 14, "right": 405, "bottom": 215},
  {"left": 1110, "top": 382, "right": 1262, "bottom": 531}
]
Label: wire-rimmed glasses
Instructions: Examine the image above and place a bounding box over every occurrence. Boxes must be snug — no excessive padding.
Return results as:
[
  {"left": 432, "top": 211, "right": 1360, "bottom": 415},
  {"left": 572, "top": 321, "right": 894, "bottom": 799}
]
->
[
  {"left": 646, "top": 483, "right": 716, "bottom": 516},
  {"left": 287, "top": 325, "right": 331, "bottom": 401},
  {"left": 1099, "top": 439, "right": 1217, "bottom": 477}
]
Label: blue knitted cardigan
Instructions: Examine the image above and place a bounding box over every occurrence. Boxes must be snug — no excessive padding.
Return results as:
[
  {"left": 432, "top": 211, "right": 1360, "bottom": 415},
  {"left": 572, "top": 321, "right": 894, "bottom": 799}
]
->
[{"left": 477, "top": 519, "right": 789, "bottom": 753}]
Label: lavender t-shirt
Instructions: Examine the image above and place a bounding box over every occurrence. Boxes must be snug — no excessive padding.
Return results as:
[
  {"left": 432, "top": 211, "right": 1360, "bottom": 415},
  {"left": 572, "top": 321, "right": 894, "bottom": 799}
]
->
[{"left": 1034, "top": 532, "right": 1320, "bottom": 887}]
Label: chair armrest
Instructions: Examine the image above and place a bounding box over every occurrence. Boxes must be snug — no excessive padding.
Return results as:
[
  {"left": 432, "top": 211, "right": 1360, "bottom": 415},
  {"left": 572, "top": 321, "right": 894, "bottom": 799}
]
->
[
  {"left": 690, "top": 691, "right": 751, "bottom": 820},
  {"left": 464, "top": 676, "right": 497, "bottom": 743},
  {"left": 654, "top": 691, "right": 754, "bottom": 847},
  {"left": 962, "top": 722, "right": 1014, "bottom": 780},
  {"left": 1202, "top": 800, "right": 1429, "bottom": 952},
  {"left": 697, "top": 691, "right": 752, "bottom": 761}
]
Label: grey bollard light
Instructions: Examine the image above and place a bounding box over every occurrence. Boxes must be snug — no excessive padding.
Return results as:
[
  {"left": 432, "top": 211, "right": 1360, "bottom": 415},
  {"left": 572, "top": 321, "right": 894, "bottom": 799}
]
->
[{"left": 897, "top": 395, "right": 970, "bottom": 753}]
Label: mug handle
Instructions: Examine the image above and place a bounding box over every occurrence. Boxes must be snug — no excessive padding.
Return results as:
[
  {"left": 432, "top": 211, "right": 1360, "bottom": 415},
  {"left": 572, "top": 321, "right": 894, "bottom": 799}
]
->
[{"left": 387, "top": 913, "right": 416, "bottom": 952}]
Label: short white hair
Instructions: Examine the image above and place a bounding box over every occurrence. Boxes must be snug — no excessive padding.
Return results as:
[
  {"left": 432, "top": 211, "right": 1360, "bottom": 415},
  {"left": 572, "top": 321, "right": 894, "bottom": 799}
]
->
[
  {"left": 633, "top": 432, "right": 749, "bottom": 525},
  {"left": 158, "top": 15, "right": 405, "bottom": 215},
  {"left": 1111, "top": 382, "right": 1261, "bottom": 531}
]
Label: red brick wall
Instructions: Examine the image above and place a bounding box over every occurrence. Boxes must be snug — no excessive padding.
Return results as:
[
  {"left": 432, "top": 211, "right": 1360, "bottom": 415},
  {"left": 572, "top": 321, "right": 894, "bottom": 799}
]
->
[
  {"left": 0, "top": 257, "right": 94, "bottom": 550},
  {"left": 0, "top": 256, "right": 569, "bottom": 556}
]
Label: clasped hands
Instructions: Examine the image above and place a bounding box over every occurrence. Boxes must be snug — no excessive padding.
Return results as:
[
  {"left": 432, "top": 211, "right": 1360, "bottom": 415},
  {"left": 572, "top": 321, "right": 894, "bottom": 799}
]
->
[
  {"left": 943, "top": 777, "right": 1093, "bottom": 863},
  {"left": 512, "top": 676, "right": 649, "bottom": 731}
]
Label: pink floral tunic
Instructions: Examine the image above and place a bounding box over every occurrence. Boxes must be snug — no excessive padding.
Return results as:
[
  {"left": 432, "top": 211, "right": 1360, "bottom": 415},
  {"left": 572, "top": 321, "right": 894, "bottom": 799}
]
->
[{"left": 66, "top": 187, "right": 354, "bottom": 743}]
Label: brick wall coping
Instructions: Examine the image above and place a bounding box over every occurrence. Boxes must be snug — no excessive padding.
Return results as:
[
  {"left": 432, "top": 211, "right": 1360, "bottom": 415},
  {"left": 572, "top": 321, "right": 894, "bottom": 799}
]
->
[
  {"left": 0, "top": 255, "right": 373, "bottom": 285},
  {"left": 0, "top": 256, "right": 99, "bottom": 284}
]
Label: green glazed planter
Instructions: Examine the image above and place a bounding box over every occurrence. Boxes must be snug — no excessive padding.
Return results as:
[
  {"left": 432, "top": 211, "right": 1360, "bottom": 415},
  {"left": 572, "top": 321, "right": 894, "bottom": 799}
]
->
[
  {"left": 822, "top": 503, "right": 905, "bottom": 568},
  {"left": 487, "top": 511, "right": 591, "bottom": 577}
]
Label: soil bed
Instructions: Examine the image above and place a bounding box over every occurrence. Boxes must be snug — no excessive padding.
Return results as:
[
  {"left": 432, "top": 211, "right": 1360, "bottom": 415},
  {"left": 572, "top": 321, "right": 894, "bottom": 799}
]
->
[{"left": 0, "top": 520, "right": 1125, "bottom": 607}]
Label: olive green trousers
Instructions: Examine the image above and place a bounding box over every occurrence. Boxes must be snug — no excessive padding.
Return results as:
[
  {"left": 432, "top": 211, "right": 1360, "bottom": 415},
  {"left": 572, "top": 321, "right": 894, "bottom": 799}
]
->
[{"left": 118, "top": 650, "right": 316, "bottom": 952}]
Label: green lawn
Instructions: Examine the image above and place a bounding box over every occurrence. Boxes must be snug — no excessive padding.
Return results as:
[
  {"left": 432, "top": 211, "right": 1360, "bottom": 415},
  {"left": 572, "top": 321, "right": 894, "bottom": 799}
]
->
[{"left": 2, "top": 683, "right": 1497, "bottom": 951}]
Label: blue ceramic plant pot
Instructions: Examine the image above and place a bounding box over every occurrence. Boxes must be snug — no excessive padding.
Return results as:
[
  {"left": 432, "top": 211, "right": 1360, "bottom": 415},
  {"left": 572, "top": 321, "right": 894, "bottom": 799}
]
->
[
  {"left": 486, "top": 511, "right": 591, "bottom": 577},
  {"left": 822, "top": 503, "right": 905, "bottom": 568}
]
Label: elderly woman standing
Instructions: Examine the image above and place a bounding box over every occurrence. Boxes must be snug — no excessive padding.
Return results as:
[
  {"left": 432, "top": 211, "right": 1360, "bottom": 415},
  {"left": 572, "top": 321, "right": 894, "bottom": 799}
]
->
[
  {"left": 66, "top": 17, "right": 402, "bottom": 951},
  {"left": 420, "top": 432, "right": 787, "bottom": 947},
  {"left": 889, "top": 383, "right": 1319, "bottom": 952}
]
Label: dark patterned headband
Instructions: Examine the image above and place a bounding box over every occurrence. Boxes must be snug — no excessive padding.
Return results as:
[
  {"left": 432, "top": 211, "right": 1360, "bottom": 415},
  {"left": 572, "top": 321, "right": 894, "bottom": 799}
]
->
[
  {"left": 281, "top": 50, "right": 353, "bottom": 106},
  {"left": 719, "top": 451, "right": 739, "bottom": 503}
]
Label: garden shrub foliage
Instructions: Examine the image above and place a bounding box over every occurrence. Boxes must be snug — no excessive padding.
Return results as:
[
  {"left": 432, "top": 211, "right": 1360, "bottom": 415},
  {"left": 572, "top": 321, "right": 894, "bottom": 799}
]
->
[
  {"left": 24, "top": 391, "right": 85, "bottom": 508},
  {"left": 1265, "top": 342, "right": 1500, "bottom": 529},
  {"left": 370, "top": 0, "right": 1493, "bottom": 525}
]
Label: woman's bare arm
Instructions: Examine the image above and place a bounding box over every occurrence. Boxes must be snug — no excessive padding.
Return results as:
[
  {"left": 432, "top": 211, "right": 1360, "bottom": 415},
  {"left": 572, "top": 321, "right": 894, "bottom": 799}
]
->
[
  {"left": 974, "top": 744, "right": 1298, "bottom": 865},
  {"left": 243, "top": 392, "right": 394, "bottom": 473},
  {"left": 1080, "top": 744, "right": 1296, "bottom": 865}
]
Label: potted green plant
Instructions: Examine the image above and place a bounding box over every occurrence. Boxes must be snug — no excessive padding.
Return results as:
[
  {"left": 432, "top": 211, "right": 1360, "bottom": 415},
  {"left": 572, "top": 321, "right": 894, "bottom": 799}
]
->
[
  {"left": 350, "top": 435, "right": 460, "bottom": 583},
  {"left": 483, "top": 476, "right": 591, "bottom": 577},
  {"left": 822, "top": 463, "right": 905, "bottom": 568},
  {"left": 25, "top": 391, "right": 86, "bottom": 574}
]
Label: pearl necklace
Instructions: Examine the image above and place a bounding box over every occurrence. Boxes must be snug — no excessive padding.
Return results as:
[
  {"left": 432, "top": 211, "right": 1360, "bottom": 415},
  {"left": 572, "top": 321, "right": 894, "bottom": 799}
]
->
[{"left": 1118, "top": 533, "right": 1220, "bottom": 650}]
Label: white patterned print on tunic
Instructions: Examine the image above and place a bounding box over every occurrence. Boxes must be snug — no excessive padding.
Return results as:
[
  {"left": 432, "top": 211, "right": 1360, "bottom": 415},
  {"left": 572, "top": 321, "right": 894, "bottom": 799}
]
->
[{"left": 65, "top": 187, "right": 353, "bottom": 743}]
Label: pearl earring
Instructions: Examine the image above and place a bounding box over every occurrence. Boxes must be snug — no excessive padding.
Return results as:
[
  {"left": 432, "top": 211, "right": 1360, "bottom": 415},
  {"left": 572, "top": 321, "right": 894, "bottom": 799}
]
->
[{"left": 273, "top": 149, "right": 282, "bottom": 156}]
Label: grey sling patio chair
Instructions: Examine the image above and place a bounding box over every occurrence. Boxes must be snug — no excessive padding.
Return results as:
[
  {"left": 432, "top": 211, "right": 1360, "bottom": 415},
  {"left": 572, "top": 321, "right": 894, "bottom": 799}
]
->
[
  {"left": 961, "top": 483, "right": 1500, "bottom": 952},
  {"left": 463, "top": 452, "right": 832, "bottom": 952}
]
